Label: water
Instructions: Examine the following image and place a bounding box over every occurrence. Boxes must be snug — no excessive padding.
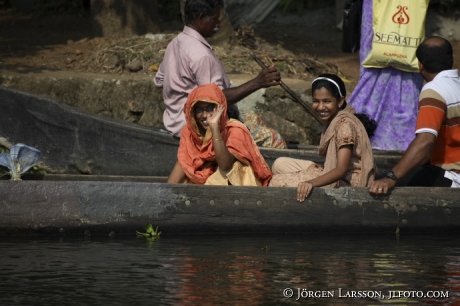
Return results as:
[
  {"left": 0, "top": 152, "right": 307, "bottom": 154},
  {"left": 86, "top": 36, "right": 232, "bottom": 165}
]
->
[{"left": 1, "top": 234, "right": 459, "bottom": 305}]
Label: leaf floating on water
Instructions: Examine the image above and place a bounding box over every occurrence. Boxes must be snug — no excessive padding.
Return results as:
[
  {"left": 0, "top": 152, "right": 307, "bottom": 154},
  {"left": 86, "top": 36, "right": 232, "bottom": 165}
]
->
[
  {"left": 137, "top": 223, "right": 161, "bottom": 238},
  {"left": 144, "top": 223, "right": 154, "bottom": 233}
]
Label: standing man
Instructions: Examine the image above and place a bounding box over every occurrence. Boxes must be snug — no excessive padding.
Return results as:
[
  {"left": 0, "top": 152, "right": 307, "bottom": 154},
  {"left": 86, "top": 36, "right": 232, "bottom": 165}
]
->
[
  {"left": 154, "top": 0, "right": 285, "bottom": 148},
  {"left": 370, "top": 36, "right": 460, "bottom": 194}
]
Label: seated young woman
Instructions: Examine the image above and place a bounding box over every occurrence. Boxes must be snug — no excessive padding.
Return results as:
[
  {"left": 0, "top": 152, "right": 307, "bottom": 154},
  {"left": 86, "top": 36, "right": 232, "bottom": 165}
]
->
[
  {"left": 167, "top": 84, "right": 272, "bottom": 186},
  {"left": 269, "top": 74, "right": 377, "bottom": 201}
]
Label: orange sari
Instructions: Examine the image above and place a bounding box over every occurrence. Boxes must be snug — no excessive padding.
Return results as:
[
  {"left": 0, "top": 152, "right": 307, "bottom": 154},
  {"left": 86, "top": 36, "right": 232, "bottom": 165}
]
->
[{"left": 177, "top": 84, "right": 272, "bottom": 186}]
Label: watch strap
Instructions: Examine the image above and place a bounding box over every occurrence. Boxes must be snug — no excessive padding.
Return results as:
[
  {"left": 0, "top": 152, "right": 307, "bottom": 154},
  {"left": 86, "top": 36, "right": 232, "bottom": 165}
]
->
[{"left": 386, "top": 171, "right": 398, "bottom": 181}]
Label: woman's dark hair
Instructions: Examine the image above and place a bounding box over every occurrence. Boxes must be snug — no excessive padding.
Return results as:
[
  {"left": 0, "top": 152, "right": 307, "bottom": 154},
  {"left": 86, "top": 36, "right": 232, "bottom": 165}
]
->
[
  {"left": 355, "top": 113, "right": 377, "bottom": 139},
  {"left": 312, "top": 73, "right": 377, "bottom": 138},
  {"left": 184, "top": 0, "right": 224, "bottom": 25},
  {"left": 312, "top": 73, "right": 346, "bottom": 101},
  {"left": 227, "top": 104, "right": 241, "bottom": 121}
]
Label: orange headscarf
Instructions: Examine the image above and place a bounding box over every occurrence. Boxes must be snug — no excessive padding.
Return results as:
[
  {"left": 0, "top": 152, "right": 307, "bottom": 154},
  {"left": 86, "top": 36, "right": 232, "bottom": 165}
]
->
[{"left": 178, "top": 84, "right": 272, "bottom": 185}]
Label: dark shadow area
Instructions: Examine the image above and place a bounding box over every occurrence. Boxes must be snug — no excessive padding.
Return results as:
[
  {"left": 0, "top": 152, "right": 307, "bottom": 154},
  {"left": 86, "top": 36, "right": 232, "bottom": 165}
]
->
[
  {"left": 0, "top": 0, "right": 183, "bottom": 73},
  {"left": 90, "top": 0, "right": 160, "bottom": 38},
  {"left": 253, "top": 1, "right": 340, "bottom": 58},
  {"left": 0, "top": 9, "right": 93, "bottom": 62},
  {"left": 251, "top": 3, "right": 361, "bottom": 86}
]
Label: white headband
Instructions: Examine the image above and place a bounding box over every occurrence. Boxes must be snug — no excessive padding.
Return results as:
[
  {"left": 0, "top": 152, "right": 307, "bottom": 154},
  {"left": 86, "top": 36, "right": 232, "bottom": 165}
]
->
[{"left": 312, "top": 77, "right": 343, "bottom": 97}]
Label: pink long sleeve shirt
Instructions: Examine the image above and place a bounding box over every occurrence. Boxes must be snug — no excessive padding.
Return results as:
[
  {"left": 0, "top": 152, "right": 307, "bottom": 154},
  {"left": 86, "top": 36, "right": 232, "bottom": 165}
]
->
[{"left": 154, "top": 26, "right": 231, "bottom": 137}]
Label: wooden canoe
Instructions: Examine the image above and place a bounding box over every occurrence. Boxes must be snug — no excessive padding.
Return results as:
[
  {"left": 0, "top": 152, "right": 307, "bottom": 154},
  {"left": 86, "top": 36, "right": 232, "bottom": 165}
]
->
[
  {"left": 0, "top": 175, "right": 459, "bottom": 235},
  {"left": 0, "top": 86, "right": 403, "bottom": 176}
]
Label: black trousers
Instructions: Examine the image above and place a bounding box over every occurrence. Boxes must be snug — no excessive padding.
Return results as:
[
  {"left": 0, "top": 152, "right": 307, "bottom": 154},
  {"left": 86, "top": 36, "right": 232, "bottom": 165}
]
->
[{"left": 407, "top": 165, "right": 453, "bottom": 187}]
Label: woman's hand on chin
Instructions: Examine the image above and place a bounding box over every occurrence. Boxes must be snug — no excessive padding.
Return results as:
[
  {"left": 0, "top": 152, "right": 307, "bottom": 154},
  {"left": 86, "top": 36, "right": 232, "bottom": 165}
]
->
[{"left": 207, "top": 104, "right": 225, "bottom": 128}]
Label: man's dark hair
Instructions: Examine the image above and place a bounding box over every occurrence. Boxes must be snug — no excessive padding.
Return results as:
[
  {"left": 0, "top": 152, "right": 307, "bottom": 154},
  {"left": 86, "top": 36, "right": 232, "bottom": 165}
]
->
[
  {"left": 416, "top": 36, "right": 453, "bottom": 73},
  {"left": 184, "top": 0, "right": 224, "bottom": 25}
]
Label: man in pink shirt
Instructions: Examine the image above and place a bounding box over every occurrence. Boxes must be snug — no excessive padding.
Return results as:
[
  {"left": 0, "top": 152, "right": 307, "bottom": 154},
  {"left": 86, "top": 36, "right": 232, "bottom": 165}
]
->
[{"left": 154, "top": 0, "right": 282, "bottom": 140}]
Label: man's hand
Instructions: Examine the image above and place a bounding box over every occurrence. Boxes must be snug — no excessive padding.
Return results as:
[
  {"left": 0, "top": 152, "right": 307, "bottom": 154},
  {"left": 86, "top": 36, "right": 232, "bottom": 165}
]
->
[
  {"left": 223, "top": 65, "right": 281, "bottom": 104},
  {"left": 369, "top": 178, "right": 396, "bottom": 195},
  {"left": 255, "top": 65, "right": 281, "bottom": 88}
]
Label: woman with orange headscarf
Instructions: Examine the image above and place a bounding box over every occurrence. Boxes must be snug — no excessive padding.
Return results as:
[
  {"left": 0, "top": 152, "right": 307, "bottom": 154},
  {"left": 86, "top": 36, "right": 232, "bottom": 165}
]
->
[{"left": 167, "top": 84, "right": 272, "bottom": 186}]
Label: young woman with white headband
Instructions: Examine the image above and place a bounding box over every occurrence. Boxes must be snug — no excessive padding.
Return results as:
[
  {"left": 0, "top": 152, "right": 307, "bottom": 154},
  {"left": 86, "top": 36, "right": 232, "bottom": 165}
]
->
[{"left": 269, "top": 73, "right": 377, "bottom": 201}]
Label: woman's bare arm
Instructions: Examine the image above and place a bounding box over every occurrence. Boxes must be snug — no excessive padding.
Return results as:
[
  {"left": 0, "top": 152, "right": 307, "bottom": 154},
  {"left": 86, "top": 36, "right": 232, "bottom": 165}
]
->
[
  {"left": 207, "top": 104, "right": 235, "bottom": 171},
  {"left": 167, "top": 161, "right": 187, "bottom": 183},
  {"left": 297, "top": 145, "right": 352, "bottom": 201}
]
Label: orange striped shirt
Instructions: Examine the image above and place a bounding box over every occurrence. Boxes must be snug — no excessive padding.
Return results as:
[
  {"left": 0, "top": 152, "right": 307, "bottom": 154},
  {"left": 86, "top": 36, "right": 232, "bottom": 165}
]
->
[{"left": 415, "top": 70, "right": 460, "bottom": 170}]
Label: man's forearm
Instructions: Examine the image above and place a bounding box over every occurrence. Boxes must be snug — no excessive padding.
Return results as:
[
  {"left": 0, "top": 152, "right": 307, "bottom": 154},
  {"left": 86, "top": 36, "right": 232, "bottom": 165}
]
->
[
  {"left": 222, "top": 80, "right": 259, "bottom": 104},
  {"left": 223, "top": 66, "right": 281, "bottom": 104},
  {"left": 392, "top": 133, "right": 435, "bottom": 179}
]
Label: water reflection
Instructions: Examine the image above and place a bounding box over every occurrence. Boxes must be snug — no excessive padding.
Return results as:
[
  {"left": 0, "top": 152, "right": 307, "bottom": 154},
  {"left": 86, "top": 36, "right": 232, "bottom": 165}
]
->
[{"left": 1, "top": 234, "right": 459, "bottom": 305}]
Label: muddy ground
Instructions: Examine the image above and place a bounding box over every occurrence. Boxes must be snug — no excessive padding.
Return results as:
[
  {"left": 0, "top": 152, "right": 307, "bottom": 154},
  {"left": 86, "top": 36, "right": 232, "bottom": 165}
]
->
[
  {"left": 0, "top": 6, "right": 362, "bottom": 92},
  {"left": 1, "top": 5, "right": 459, "bottom": 104}
]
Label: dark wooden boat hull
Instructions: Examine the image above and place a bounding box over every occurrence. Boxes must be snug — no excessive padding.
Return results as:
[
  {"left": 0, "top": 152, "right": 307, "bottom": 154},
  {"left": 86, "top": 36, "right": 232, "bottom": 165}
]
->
[
  {"left": 0, "top": 86, "right": 402, "bottom": 176},
  {"left": 1, "top": 178, "right": 459, "bottom": 235}
]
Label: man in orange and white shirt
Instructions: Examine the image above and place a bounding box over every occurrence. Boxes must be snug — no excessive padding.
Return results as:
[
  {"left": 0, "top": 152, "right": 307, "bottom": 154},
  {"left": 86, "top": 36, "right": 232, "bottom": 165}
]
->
[{"left": 370, "top": 36, "right": 460, "bottom": 194}]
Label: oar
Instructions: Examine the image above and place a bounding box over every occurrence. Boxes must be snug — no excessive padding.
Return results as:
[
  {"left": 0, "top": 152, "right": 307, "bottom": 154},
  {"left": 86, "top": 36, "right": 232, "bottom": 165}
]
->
[{"left": 251, "top": 53, "right": 324, "bottom": 125}]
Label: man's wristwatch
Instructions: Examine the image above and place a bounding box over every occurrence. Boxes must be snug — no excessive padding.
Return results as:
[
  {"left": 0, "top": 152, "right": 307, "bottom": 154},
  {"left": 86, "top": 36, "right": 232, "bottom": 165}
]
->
[{"left": 386, "top": 171, "right": 398, "bottom": 182}]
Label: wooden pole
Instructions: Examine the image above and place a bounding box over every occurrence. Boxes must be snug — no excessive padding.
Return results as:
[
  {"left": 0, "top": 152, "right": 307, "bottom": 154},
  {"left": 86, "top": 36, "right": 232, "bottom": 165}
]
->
[{"left": 251, "top": 54, "right": 324, "bottom": 125}]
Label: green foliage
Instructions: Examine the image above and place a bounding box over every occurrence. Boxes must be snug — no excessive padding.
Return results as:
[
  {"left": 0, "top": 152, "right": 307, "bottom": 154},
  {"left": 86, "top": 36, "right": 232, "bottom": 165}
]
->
[
  {"left": 275, "top": 61, "right": 288, "bottom": 72},
  {"left": 29, "top": 165, "right": 47, "bottom": 175},
  {"left": 136, "top": 223, "right": 161, "bottom": 239}
]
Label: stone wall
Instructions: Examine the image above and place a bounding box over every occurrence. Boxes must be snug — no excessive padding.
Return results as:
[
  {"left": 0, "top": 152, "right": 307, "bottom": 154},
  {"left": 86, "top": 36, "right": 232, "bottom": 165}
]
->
[
  {"left": 0, "top": 73, "right": 163, "bottom": 126},
  {"left": 0, "top": 72, "right": 319, "bottom": 145}
]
